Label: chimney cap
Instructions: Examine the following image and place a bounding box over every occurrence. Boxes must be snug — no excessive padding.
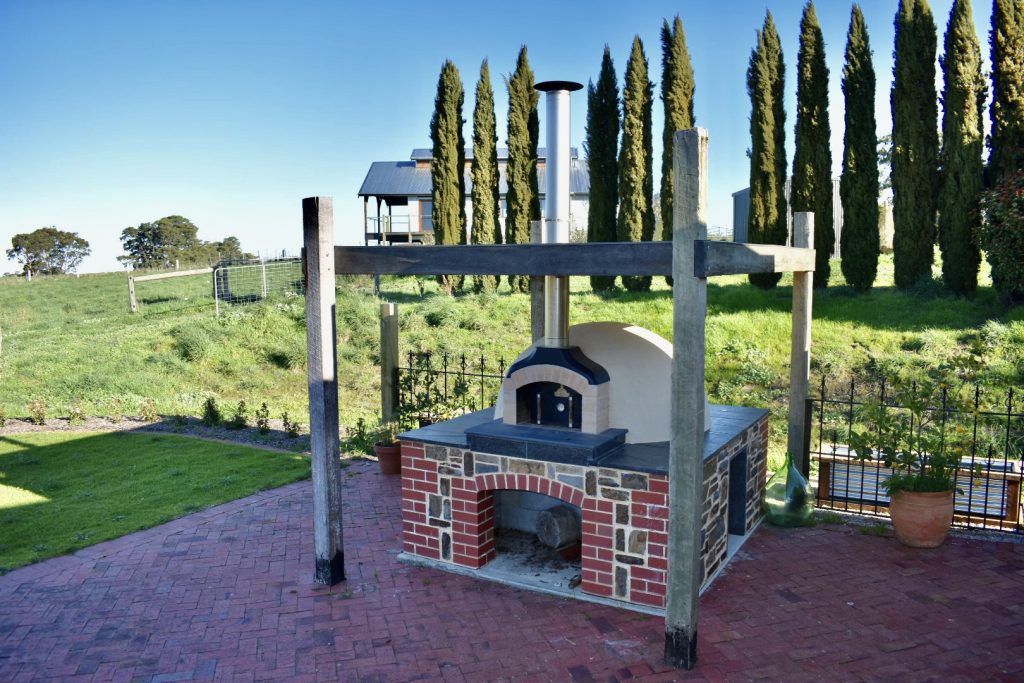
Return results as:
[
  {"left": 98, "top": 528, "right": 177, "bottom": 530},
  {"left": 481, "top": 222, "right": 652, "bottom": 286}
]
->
[{"left": 535, "top": 80, "right": 583, "bottom": 93}]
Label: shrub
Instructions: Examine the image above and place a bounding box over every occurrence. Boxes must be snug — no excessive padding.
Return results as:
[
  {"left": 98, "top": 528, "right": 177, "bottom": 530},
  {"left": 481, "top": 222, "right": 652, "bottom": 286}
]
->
[
  {"left": 140, "top": 399, "right": 158, "bottom": 422},
  {"left": 109, "top": 398, "right": 123, "bottom": 424},
  {"left": 201, "top": 397, "right": 222, "bottom": 426},
  {"left": 979, "top": 168, "right": 1024, "bottom": 302},
  {"left": 0, "top": 404, "right": 6, "bottom": 428},
  {"left": 255, "top": 402, "right": 271, "bottom": 434},
  {"left": 29, "top": 399, "right": 46, "bottom": 425},
  {"left": 227, "top": 399, "right": 248, "bottom": 430},
  {"left": 281, "top": 412, "right": 302, "bottom": 438},
  {"left": 68, "top": 399, "right": 86, "bottom": 425},
  {"left": 171, "top": 325, "right": 214, "bottom": 362},
  {"left": 341, "top": 418, "right": 374, "bottom": 455}
]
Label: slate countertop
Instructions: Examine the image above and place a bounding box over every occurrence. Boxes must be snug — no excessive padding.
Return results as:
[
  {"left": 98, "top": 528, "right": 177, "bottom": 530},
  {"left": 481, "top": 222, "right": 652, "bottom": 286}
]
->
[{"left": 399, "top": 404, "right": 768, "bottom": 476}]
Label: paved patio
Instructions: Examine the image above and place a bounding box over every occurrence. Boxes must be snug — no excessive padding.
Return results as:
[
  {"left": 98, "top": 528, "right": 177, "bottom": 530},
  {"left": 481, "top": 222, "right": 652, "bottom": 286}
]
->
[{"left": 1, "top": 460, "right": 1021, "bottom": 682}]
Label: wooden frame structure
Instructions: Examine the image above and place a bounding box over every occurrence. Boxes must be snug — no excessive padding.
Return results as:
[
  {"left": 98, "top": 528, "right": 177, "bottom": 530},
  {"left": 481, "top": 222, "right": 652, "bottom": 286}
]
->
[
  {"left": 302, "top": 128, "right": 816, "bottom": 669},
  {"left": 127, "top": 267, "right": 213, "bottom": 313}
]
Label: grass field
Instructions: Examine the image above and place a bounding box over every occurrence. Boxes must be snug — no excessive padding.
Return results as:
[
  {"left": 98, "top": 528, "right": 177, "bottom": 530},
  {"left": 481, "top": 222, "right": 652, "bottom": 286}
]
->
[
  {"left": 1, "top": 257, "right": 1022, "bottom": 464},
  {"left": 0, "top": 430, "right": 311, "bottom": 572}
]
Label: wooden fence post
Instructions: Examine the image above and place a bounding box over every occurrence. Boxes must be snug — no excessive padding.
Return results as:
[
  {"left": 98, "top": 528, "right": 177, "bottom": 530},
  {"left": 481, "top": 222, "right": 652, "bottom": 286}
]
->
[
  {"left": 788, "top": 212, "right": 814, "bottom": 476},
  {"left": 128, "top": 277, "right": 137, "bottom": 313},
  {"left": 303, "top": 196, "right": 346, "bottom": 585},
  {"left": 380, "top": 302, "right": 399, "bottom": 423},
  {"left": 530, "top": 220, "right": 544, "bottom": 343},
  {"left": 665, "top": 127, "right": 709, "bottom": 670}
]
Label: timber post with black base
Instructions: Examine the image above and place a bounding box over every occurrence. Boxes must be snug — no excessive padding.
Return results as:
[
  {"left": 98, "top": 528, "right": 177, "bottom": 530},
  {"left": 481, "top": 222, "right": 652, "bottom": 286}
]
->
[
  {"left": 303, "top": 196, "right": 346, "bottom": 585},
  {"left": 665, "top": 128, "right": 709, "bottom": 669}
]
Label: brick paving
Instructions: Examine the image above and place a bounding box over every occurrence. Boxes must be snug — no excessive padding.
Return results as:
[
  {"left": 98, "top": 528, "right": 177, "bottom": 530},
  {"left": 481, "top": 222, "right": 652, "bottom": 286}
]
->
[{"left": 1, "top": 460, "right": 1022, "bottom": 682}]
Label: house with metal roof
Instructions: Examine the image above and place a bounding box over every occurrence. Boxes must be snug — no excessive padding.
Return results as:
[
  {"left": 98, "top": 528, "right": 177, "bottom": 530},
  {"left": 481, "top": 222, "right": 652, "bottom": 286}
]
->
[{"left": 358, "top": 147, "right": 590, "bottom": 244}]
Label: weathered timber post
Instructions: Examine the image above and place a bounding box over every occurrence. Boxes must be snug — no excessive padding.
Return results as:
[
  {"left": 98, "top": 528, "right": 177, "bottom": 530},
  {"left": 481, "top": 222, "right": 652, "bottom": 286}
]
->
[
  {"left": 380, "top": 302, "right": 399, "bottom": 423},
  {"left": 665, "top": 128, "right": 709, "bottom": 670},
  {"left": 530, "top": 220, "right": 544, "bottom": 342},
  {"left": 787, "top": 212, "right": 814, "bottom": 477},
  {"left": 302, "top": 196, "right": 346, "bottom": 585},
  {"left": 128, "top": 277, "right": 138, "bottom": 313}
]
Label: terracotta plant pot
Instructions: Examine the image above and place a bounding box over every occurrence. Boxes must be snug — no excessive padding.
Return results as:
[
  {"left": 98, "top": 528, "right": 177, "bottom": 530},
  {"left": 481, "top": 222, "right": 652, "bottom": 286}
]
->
[
  {"left": 889, "top": 490, "right": 954, "bottom": 548},
  {"left": 374, "top": 443, "right": 402, "bottom": 475}
]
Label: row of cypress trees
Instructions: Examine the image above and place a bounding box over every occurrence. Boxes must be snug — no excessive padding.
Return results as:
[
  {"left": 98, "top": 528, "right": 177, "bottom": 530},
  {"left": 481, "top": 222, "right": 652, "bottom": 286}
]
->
[
  {"left": 749, "top": 0, "right": 1022, "bottom": 297},
  {"left": 585, "top": 17, "right": 695, "bottom": 294},
  {"left": 429, "top": 48, "right": 540, "bottom": 295}
]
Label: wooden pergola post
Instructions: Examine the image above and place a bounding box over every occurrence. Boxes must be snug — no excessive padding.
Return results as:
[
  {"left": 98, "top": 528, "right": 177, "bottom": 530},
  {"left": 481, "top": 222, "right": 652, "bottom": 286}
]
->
[
  {"left": 664, "top": 128, "right": 709, "bottom": 669},
  {"left": 380, "top": 302, "right": 400, "bottom": 423},
  {"left": 303, "top": 196, "right": 346, "bottom": 585},
  {"left": 788, "top": 212, "right": 814, "bottom": 476}
]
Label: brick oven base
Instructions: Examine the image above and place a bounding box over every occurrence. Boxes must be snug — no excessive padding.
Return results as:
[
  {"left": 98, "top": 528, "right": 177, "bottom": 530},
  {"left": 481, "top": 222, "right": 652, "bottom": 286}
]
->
[{"left": 398, "top": 405, "right": 769, "bottom": 611}]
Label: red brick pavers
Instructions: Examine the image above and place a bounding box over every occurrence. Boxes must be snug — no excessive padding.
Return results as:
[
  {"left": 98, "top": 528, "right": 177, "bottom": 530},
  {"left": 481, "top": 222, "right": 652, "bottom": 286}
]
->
[{"left": 1, "top": 460, "right": 1022, "bottom": 682}]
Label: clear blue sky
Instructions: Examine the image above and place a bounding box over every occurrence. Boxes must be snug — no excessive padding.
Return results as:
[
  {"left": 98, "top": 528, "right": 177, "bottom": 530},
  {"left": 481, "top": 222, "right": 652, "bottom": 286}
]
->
[{"left": 0, "top": 0, "right": 992, "bottom": 274}]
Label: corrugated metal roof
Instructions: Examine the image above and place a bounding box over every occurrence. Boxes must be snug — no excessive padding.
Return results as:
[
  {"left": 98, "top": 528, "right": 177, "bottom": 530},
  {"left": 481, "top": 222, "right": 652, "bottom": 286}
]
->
[
  {"left": 358, "top": 160, "right": 590, "bottom": 198},
  {"left": 408, "top": 147, "right": 578, "bottom": 161}
]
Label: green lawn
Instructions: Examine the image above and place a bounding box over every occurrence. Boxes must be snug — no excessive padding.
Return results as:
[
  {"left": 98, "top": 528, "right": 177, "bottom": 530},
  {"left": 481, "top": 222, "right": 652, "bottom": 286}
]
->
[
  {"left": 1, "top": 256, "right": 1021, "bottom": 467},
  {"left": 0, "top": 431, "right": 310, "bottom": 573}
]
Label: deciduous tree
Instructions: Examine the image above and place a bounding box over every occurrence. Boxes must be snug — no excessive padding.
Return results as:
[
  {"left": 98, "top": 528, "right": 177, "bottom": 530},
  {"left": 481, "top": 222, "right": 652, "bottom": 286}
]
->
[{"left": 6, "top": 227, "right": 90, "bottom": 276}]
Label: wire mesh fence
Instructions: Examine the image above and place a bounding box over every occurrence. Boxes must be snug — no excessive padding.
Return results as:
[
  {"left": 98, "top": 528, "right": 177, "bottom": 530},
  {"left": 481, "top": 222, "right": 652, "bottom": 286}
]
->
[
  {"left": 810, "top": 374, "right": 1023, "bottom": 534},
  {"left": 213, "top": 258, "right": 304, "bottom": 316}
]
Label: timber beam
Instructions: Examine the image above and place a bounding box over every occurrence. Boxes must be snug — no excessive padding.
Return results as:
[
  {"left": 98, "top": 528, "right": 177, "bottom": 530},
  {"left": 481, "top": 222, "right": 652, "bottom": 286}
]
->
[{"left": 693, "top": 241, "right": 816, "bottom": 277}]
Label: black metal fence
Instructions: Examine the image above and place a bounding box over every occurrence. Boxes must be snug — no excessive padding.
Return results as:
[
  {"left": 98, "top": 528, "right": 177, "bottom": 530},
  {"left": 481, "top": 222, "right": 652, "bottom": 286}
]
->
[
  {"left": 810, "top": 375, "right": 1023, "bottom": 534},
  {"left": 397, "top": 351, "right": 506, "bottom": 427}
]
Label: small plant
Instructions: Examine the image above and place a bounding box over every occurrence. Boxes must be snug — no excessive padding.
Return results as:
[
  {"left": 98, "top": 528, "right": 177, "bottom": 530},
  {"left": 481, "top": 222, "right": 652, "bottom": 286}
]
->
[
  {"left": 282, "top": 412, "right": 302, "bottom": 438},
  {"left": 850, "top": 353, "right": 983, "bottom": 495},
  {"left": 140, "top": 399, "right": 159, "bottom": 422},
  {"left": 374, "top": 420, "right": 401, "bottom": 447},
  {"left": 29, "top": 399, "right": 46, "bottom": 425},
  {"left": 340, "top": 418, "right": 375, "bottom": 455},
  {"left": 68, "top": 398, "right": 86, "bottom": 425},
  {"left": 228, "top": 399, "right": 248, "bottom": 430},
  {"left": 201, "top": 397, "right": 222, "bottom": 426},
  {"left": 0, "top": 404, "right": 7, "bottom": 428},
  {"left": 109, "top": 398, "right": 123, "bottom": 424},
  {"left": 255, "top": 402, "right": 271, "bottom": 434},
  {"left": 860, "top": 522, "right": 890, "bottom": 537}
]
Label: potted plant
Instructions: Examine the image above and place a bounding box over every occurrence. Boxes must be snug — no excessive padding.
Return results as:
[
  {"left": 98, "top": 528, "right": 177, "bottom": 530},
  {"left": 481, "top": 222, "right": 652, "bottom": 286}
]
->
[
  {"left": 850, "top": 356, "right": 982, "bottom": 548},
  {"left": 373, "top": 420, "right": 403, "bottom": 475}
]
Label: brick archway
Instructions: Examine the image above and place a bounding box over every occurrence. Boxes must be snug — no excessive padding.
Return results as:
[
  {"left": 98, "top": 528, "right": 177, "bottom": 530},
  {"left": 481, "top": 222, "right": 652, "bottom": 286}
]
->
[{"left": 448, "top": 472, "right": 612, "bottom": 596}]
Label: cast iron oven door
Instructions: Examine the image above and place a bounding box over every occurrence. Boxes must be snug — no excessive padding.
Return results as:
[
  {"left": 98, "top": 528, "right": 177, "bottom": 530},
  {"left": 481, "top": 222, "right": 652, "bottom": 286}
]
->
[{"left": 518, "top": 382, "right": 582, "bottom": 430}]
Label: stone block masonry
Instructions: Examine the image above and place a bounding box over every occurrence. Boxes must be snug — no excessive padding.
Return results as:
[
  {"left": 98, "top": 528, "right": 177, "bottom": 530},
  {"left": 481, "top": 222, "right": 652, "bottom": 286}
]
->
[{"left": 400, "top": 412, "right": 767, "bottom": 610}]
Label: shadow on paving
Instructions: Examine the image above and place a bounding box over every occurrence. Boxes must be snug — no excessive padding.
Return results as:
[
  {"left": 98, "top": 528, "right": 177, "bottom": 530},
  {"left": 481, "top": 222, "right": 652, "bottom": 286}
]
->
[{"left": 0, "top": 459, "right": 1021, "bottom": 682}]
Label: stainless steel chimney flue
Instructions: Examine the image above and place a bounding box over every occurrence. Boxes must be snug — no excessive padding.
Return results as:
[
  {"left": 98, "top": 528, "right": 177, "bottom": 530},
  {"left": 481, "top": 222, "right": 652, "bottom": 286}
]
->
[{"left": 535, "top": 80, "right": 582, "bottom": 349}]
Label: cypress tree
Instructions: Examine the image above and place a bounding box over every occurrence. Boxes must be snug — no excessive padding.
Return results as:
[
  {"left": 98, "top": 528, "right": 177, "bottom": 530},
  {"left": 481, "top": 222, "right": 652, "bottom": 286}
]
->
[
  {"left": 791, "top": 1, "right": 834, "bottom": 287},
  {"left": 470, "top": 60, "right": 501, "bottom": 293},
  {"left": 505, "top": 46, "right": 540, "bottom": 294},
  {"left": 988, "top": 0, "right": 1024, "bottom": 185},
  {"left": 429, "top": 59, "right": 466, "bottom": 293},
  {"left": 660, "top": 16, "right": 695, "bottom": 288},
  {"left": 939, "top": 0, "right": 986, "bottom": 295},
  {"left": 618, "top": 36, "right": 655, "bottom": 292},
  {"left": 747, "top": 12, "right": 788, "bottom": 289},
  {"left": 891, "top": 0, "right": 939, "bottom": 290},
  {"left": 585, "top": 46, "right": 620, "bottom": 293},
  {"left": 840, "top": 5, "right": 880, "bottom": 292}
]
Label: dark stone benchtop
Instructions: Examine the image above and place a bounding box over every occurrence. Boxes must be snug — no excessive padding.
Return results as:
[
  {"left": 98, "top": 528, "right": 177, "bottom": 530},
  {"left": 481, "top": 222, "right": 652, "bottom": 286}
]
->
[{"left": 399, "top": 404, "right": 768, "bottom": 476}]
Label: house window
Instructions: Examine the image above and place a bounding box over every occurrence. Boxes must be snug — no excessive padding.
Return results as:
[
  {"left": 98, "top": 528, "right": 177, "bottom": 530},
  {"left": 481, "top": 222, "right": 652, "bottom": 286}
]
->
[{"left": 421, "top": 201, "right": 433, "bottom": 232}]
